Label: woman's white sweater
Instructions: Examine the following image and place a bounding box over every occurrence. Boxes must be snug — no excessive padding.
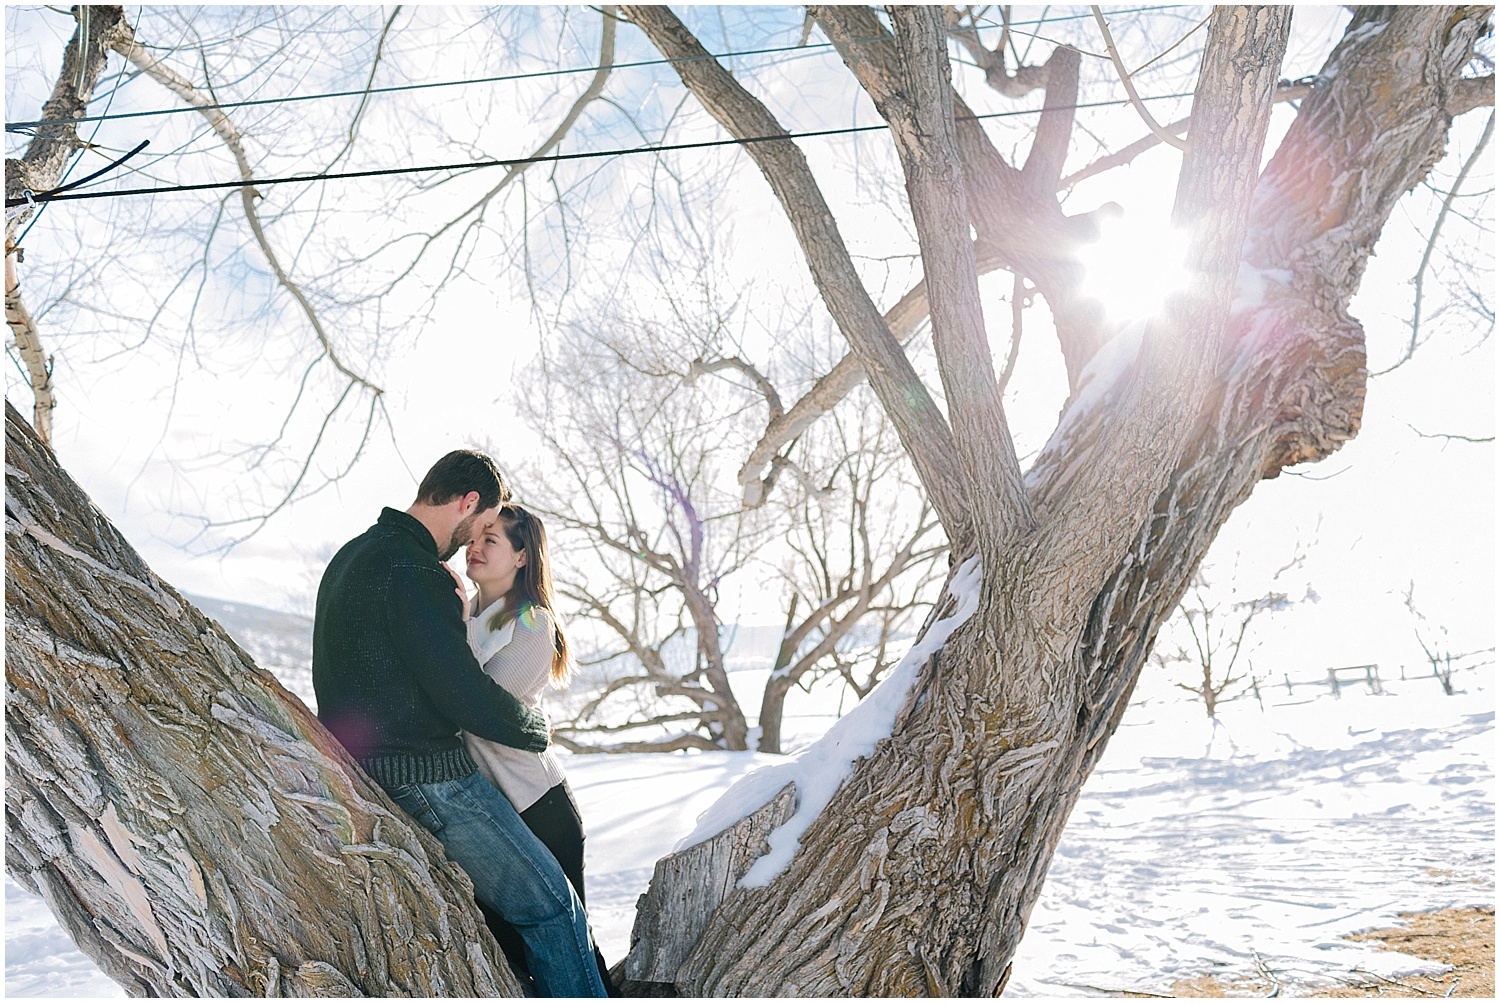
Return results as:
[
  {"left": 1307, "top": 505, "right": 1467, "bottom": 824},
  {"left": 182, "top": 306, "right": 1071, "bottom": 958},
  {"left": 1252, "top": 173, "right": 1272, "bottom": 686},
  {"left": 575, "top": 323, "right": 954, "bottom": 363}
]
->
[{"left": 462, "top": 596, "right": 567, "bottom": 811}]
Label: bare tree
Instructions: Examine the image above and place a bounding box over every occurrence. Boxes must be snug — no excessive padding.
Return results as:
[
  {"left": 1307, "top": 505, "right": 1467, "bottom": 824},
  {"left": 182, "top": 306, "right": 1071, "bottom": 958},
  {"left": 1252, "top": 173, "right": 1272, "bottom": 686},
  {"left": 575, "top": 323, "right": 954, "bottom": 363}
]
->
[
  {"left": 1152, "top": 572, "right": 1297, "bottom": 718},
  {"left": 6, "top": 5, "right": 1494, "bottom": 998},
  {"left": 756, "top": 387, "right": 947, "bottom": 753},
  {"left": 5, "top": 5, "right": 619, "bottom": 546},
  {"left": 520, "top": 285, "right": 945, "bottom": 756}
]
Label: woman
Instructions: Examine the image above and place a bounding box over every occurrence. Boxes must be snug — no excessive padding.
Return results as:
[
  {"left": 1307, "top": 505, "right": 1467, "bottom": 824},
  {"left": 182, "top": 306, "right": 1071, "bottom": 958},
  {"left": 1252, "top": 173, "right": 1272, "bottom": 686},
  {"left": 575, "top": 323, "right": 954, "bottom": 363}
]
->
[{"left": 460, "top": 504, "right": 617, "bottom": 994}]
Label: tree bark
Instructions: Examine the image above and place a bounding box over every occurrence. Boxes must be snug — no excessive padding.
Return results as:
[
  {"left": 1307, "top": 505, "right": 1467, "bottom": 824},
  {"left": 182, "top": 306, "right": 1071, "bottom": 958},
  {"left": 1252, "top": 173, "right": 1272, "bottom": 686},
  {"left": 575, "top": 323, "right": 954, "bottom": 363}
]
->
[
  {"left": 623, "top": 5, "right": 1484, "bottom": 996},
  {"left": 5, "top": 251, "right": 54, "bottom": 445},
  {"left": 4, "top": 402, "right": 522, "bottom": 996}
]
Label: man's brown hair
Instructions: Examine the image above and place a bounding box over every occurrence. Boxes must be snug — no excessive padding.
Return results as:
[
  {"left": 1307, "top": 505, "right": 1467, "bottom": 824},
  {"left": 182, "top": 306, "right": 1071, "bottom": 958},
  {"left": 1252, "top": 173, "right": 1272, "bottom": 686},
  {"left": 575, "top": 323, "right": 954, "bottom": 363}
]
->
[{"left": 415, "top": 450, "right": 509, "bottom": 511}]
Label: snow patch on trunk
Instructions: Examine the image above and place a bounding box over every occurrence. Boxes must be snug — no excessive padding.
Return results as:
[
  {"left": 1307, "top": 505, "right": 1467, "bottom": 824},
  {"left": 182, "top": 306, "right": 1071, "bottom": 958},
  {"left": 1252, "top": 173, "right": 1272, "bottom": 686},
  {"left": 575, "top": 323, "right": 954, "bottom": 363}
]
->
[
  {"left": 1230, "top": 262, "right": 1294, "bottom": 315},
  {"left": 675, "top": 557, "right": 984, "bottom": 887},
  {"left": 1026, "top": 321, "right": 1146, "bottom": 488}
]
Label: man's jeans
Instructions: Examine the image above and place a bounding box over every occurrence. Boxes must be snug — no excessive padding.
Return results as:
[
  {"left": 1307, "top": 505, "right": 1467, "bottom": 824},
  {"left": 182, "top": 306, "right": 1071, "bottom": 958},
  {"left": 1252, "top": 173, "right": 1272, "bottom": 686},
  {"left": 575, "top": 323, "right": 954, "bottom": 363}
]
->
[{"left": 384, "top": 771, "right": 608, "bottom": 997}]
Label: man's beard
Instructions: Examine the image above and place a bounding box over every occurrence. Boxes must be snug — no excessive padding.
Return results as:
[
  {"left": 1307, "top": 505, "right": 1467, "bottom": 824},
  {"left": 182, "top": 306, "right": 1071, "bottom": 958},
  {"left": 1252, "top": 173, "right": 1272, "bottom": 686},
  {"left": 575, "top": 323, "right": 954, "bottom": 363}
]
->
[{"left": 441, "top": 511, "right": 479, "bottom": 562}]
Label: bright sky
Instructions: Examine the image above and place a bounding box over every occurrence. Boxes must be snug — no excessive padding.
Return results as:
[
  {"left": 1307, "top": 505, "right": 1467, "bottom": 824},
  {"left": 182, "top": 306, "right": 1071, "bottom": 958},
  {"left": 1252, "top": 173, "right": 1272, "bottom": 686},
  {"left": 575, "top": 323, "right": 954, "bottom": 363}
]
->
[{"left": 4, "top": 5, "right": 1493, "bottom": 678}]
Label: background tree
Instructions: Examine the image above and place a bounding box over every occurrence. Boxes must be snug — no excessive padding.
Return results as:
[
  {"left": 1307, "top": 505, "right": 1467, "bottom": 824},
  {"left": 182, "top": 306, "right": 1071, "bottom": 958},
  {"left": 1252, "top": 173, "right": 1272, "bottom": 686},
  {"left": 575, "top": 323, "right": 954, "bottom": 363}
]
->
[
  {"left": 1151, "top": 568, "right": 1304, "bottom": 718},
  {"left": 518, "top": 276, "right": 946, "bottom": 755}
]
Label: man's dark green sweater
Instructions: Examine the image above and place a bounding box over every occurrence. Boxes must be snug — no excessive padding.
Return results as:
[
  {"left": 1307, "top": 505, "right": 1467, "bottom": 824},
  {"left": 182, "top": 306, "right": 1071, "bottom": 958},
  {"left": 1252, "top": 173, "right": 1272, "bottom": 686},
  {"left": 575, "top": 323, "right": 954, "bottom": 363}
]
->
[{"left": 312, "top": 507, "right": 549, "bottom": 787}]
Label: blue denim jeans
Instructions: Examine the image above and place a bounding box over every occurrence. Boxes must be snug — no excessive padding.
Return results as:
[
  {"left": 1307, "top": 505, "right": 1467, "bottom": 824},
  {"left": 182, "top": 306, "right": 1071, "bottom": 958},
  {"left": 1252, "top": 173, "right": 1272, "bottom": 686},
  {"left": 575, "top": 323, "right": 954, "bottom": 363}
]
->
[{"left": 384, "top": 771, "right": 608, "bottom": 997}]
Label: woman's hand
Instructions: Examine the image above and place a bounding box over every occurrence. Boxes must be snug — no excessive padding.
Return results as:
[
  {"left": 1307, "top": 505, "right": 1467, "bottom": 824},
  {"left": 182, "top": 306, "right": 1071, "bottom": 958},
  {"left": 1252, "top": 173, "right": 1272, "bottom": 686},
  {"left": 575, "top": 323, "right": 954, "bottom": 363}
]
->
[{"left": 444, "top": 564, "right": 471, "bottom": 621}]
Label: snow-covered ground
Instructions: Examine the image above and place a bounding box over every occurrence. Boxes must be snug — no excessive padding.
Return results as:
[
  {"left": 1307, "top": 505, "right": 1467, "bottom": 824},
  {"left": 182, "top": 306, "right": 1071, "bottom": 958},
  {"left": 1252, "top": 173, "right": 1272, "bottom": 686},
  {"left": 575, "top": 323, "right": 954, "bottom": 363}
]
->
[{"left": 6, "top": 645, "right": 1491, "bottom": 997}]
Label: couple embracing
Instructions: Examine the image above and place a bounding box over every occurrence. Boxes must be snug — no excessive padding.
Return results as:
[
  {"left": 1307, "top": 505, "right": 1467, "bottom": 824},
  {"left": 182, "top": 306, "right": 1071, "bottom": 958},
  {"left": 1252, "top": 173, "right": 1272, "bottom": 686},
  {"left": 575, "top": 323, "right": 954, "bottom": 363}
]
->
[{"left": 311, "top": 450, "right": 615, "bottom": 997}]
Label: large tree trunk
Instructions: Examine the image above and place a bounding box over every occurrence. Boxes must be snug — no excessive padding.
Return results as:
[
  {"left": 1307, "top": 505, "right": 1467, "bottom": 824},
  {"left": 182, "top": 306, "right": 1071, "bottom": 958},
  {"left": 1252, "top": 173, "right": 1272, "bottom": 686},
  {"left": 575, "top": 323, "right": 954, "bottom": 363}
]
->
[
  {"left": 621, "top": 5, "right": 1488, "bottom": 996},
  {"left": 4, "top": 402, "right": 521, "bottom": 996}
]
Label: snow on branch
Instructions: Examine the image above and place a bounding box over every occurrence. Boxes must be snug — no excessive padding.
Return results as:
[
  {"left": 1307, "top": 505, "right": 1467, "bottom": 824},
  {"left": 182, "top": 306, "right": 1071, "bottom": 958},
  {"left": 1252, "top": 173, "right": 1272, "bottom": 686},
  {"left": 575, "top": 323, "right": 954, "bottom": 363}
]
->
[{"left": 674, "top": 556, "right": 982, "bottom": 887}]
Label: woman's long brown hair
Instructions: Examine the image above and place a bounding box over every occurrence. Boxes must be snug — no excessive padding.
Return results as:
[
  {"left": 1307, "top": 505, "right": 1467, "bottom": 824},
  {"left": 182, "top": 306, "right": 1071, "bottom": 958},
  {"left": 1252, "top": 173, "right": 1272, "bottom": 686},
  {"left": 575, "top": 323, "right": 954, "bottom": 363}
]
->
[{"left": 484, "top": 504, "right": 573, "bottom": 686}]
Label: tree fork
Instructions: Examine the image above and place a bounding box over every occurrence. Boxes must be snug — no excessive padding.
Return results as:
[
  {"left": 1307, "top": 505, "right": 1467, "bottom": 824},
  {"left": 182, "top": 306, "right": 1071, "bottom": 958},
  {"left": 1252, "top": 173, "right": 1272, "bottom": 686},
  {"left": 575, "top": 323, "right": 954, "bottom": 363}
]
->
[{"left": 626, "top": 6, "right": 1483, "bottom": 997}]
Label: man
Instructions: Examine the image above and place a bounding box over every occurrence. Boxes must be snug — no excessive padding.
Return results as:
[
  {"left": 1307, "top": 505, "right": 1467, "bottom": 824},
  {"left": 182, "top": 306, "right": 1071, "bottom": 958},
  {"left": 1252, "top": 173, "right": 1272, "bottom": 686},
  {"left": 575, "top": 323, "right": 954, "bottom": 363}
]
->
[{"left": 312, "top": 449, "right": 608, "bottom": 997}]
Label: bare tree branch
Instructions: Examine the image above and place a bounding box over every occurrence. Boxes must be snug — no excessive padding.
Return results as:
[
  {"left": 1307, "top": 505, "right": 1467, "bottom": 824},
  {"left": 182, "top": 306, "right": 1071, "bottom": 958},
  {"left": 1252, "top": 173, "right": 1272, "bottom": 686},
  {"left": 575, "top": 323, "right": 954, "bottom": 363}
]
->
[
  {"left": 1405, "top": 422, "right": 1494, "bottom": 444},
  {"left": 622, "top": 4, "right": 973, "bottom": 542},
  {"left": 1060, "top": 115, "right": 1189, "bottom": 189},
  {"left": 735, "top": 276, "right": 932, "bottom": 507},
  {"left": 1374, "top": 110, "right": 1494, "bottom": 375},
  {"left": 374, "top": 5, "right": 618, "bottom": 295},
  {"left": 1091, "top": 5, "right": 1188, "bottom": 152},
  {"left": 689, "top": 354, "right": 783, "bottom": 420},
  {"left": 5, "top": 251, "right": 54, "bottom": 444},
  {"left": 998, "top": 272, "right": 1027, "bottom": 394},
  {"left": 1449, "top": 74, "right": 1495, "bottom": 116},
  {"left": 108, "top": 36, "right": 384, "bottom": 399},
  {"left": 552, "top": 731, "right": 719, "bottom": 754},
  {"left": 322, "top": 4, "right": 403, "bottom": 171},
  {"left": 5, "top": 5, "right": 133, "bottom": 444},
  {"left": 1060, "top": 82, "right": 1311, "bottom": 191},
  {"left": 1021, "top": 45, "right": 1081, "bottom": 194},
  {"left": 866, "top": 6, "right": 1036, "bottom": 551},
  {"left": 946, "top": 5, "right": 1052, "bottom": 98}
]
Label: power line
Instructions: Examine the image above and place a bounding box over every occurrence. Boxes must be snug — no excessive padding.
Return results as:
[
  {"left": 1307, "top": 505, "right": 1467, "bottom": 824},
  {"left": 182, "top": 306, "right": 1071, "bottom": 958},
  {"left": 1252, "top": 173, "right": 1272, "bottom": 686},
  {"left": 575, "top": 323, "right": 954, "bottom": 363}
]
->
[
  {"left": 5, "top": 92, "right": 1197, "bottom": 209},
  {"left": 5, "top": 4, "right": 1188, "bottom": 132}
]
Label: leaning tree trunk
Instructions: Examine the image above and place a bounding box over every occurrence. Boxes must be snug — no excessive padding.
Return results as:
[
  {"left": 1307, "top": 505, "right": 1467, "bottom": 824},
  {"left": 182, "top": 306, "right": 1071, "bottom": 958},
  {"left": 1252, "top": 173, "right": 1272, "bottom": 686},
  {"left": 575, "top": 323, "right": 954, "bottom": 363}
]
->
[
  {"left": 4, "top": 402, "right": 522, "bottom": 996},
  {"left": 621, "top": 6, "right": 1487, "bottom": 996}
]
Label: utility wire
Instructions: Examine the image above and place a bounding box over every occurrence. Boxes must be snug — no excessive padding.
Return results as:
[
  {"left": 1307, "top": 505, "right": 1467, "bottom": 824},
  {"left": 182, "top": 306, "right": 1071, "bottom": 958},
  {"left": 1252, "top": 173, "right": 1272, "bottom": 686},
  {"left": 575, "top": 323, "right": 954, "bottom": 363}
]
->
[
  {"left": 6, "top": 91, "right": 1196, "bottom": 209},
  {"left": 6, "top": 4, "right": 1187, "bottom": 132}
]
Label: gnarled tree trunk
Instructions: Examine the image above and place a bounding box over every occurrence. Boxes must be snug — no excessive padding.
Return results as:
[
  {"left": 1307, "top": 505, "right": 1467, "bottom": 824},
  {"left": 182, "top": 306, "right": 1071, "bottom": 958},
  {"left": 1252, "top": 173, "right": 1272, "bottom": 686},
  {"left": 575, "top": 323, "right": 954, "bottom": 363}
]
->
[
  {"left": 5, "top": 402, "right": 520, "bottom": 996},
  {"left": 619, "top": 5, "right": 1489, "bottom": 996}
]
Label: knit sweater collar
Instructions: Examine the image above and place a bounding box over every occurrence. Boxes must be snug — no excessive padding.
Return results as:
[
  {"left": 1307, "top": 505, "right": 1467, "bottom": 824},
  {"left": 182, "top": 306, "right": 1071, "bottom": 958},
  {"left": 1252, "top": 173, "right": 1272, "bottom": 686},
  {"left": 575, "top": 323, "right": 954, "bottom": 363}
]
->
[
  {"left": 378, "top": 506, "right": 438, "bottom": 556},
  {"left": 468, "top": 595, "right": 516, "bottom": 666}
]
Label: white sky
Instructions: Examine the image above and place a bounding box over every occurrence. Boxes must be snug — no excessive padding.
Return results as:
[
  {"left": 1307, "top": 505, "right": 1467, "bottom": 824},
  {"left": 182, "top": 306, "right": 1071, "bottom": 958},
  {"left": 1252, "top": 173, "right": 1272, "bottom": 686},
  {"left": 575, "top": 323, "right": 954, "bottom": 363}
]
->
[{"left": 4, "top": 5, "right": 1493, "bottom": 676}]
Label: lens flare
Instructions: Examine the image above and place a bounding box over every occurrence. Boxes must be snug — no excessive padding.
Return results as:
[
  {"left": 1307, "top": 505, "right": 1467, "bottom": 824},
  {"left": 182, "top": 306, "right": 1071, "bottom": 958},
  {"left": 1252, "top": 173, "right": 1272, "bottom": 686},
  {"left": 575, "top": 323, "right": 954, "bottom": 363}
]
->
[{"left": 1077, "top": 211, "right": 1192, "bottom": 324}]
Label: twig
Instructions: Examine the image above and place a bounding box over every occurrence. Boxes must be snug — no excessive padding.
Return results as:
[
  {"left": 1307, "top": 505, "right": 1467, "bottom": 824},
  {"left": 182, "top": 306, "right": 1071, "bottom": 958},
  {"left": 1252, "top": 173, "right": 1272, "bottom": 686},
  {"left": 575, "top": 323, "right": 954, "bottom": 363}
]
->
[
  {"left": 323, "top": 5, "right": 403, "bottom": 171},
  {"left": 1349, "top": 967, "right": 1449, "bottom": 997},
  {"left": 1090, "top": 6, "right": 1188, "bottom": 151},
  {"left": 999, "top": 272, "right": 1026, "bottom": 394},
  {"left": 1130, "top": 5, "right": 1216, "bottom": 77},
  {"left": 1057, "top": 982, "right": 1173, "bottom": 998},
  {"left": 1406, "top": 422, "right": 1494, "bottom": 444},
  {"left": 1375, "top": 109, "right": 1494, "bottom": 375},
  {"left": 1252, "top": 950, "right": 1283, "bottom": 997}
]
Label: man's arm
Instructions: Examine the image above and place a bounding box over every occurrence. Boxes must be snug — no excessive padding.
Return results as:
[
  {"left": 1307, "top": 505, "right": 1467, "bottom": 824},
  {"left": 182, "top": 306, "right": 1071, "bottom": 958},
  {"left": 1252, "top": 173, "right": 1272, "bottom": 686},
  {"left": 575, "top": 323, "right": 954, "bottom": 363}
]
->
[{"left": 387, "top": 562, "right": 550, "bottom": 752}]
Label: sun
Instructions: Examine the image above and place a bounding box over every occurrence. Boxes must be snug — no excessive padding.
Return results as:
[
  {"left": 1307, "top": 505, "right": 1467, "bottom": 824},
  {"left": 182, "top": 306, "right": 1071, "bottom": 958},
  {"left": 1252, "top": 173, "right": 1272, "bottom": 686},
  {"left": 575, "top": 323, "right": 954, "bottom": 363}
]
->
[{"left": 1076, "top": 210, "right": 1193, "bottom": 324}]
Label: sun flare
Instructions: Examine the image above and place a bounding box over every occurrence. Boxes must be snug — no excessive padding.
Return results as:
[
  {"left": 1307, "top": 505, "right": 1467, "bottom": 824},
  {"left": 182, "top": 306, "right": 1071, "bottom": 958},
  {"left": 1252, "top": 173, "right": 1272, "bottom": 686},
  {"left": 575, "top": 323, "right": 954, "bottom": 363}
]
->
[{"left": 1077, "top": 211, "right": 1193, "bottom": 324}]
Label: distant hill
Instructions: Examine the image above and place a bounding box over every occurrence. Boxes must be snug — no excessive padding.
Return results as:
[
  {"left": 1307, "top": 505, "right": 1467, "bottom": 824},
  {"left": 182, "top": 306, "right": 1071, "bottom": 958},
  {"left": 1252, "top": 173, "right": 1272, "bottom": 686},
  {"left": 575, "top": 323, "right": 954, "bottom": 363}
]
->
[
  {"left": 180, "top": 595, "right": 901, "bottom": 719},
  {"left": 186, "top": 594, "right": 316, "bottom": 710}
]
